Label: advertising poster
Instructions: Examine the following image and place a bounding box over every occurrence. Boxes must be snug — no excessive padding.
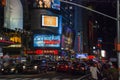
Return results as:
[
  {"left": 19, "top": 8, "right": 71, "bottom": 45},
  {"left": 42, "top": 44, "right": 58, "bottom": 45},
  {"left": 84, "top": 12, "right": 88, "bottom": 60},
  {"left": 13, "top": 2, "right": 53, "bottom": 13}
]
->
[{"left": 32, "top": 0, "right": 60, "bottom": 10}]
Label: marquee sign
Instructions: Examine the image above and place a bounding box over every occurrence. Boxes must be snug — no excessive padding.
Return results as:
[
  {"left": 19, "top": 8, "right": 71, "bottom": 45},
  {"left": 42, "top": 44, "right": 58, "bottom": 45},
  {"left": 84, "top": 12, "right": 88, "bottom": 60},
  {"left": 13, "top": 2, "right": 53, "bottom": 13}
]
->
[{"left": 25, "top": 49, "right": 58, "bottom": 55}]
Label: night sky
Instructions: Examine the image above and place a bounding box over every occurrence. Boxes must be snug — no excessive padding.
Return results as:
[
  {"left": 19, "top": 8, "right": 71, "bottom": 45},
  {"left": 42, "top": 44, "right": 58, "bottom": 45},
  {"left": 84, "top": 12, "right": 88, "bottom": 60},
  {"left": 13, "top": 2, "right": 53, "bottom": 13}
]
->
[{"left": 93, "top": 1, "right": 117, "bottom": 57}]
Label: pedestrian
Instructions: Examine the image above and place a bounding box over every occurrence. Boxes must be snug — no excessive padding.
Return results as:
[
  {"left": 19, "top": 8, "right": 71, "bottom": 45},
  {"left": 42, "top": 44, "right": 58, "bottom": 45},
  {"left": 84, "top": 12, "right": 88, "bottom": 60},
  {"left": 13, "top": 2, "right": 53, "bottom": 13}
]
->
[
  {"left": 108, "top": 60, "right": 113, "bottom": 68},
  {"left": 96, "top": 61, "right": 103, "bottom": 80},
  {"left": 90, "top": 62, "right": 100, "bottom": 80}
]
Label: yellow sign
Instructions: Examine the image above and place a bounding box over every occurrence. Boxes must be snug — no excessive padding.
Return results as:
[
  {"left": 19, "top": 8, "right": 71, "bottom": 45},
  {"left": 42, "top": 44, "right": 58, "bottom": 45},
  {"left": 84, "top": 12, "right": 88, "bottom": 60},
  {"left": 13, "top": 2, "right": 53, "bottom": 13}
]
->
[
  {"left": 42, "top": 15, "right": 58, "bottom": 27},
  {"left": 10, "top": 36, "right": 21, "bottom": 43}
]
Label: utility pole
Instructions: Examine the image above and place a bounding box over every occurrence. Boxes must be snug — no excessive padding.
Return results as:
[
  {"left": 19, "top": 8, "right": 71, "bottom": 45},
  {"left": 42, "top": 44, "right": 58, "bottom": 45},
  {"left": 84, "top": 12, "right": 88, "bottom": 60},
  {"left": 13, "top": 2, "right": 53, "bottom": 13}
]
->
[
  {"left": 117, "top": 0, "right": 120, "bottom": 79},
  {"left": 60, "top": 0, "right": 120, "bottom": 79}
]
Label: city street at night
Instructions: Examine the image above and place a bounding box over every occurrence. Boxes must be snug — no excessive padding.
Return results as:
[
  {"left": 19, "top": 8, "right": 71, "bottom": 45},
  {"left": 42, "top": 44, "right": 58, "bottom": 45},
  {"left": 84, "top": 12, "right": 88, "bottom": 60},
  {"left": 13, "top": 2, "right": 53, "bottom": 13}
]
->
[{"left": 0, "top": 0, "right": 119, "bottom": 80}]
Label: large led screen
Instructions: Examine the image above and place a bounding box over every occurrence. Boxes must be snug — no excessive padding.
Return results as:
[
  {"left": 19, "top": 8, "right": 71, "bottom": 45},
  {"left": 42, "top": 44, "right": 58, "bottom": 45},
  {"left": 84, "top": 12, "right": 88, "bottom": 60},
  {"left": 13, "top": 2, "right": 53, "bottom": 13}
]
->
[
  {"left": 4, "top": 0, "right": 23, "bottom": 30},
  {"left": 51, "top": 0, "right": 60, "bottom": 10},
  {"left": 42, "top": 15, "right": 58, "bottom": 27},
  {"left": 32, "top": 0, "right": 60, "bottom": 10},
  {"left": 33, "top": 34, "right": 61, "bottom": 48}
]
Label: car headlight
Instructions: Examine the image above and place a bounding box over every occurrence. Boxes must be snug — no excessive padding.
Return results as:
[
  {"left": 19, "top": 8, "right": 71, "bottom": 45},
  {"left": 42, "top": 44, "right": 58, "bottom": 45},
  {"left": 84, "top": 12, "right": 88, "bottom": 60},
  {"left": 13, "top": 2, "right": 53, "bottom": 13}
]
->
[
  {"left": 34, "top": 66, "right": 38, "bottom": 70},
  {"left": 1, "top": 68, "right": 4, "bottom": 71},
  {"left": 23, "top": 66, "right": 26, "bottom": 69},
  {"left": 11, "top": 68, "right": 15, "bottom": 71}
]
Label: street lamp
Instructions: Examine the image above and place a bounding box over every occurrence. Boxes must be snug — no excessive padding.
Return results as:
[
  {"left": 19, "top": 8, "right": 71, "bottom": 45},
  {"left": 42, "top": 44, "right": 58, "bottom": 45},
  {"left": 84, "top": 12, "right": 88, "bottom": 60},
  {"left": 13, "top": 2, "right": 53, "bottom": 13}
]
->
[{"left": 116, "top": 0, "right": 120, "bottom": 78}]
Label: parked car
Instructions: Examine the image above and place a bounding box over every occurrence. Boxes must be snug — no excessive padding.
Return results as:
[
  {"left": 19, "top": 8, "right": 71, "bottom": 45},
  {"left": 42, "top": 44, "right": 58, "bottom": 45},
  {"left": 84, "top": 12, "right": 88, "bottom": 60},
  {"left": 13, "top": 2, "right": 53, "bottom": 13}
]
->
[{"left": 56, "top": 60, "right": 71, "bottom": 72}]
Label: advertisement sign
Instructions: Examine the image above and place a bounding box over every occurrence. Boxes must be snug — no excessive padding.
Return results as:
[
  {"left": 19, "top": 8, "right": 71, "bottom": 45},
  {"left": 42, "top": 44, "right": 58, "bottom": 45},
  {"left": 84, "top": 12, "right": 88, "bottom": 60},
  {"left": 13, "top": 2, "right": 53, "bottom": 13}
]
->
[
  {"left": 76, "top": 53, "right": 88, "bottom": 59},
  {"left": 32, "top": 0, "right": 60, "bottom": 10},
  {"left": 51, "top": 0, "right": 60, "bottom": 10},
  {"left": 62, "top": 27, "right": 74, "bottom": 49},
  {"left": 36, "top": 49, "right": 58, "bottom": 55},
  {"left": 42, "top": 15, "right": 58, "bottom": 27},
  {"left": 33, "top": 34, "right": 61, "bottom": 48},
  {"left": 10, "top": 36, "right": 21, "bottom": 43}
]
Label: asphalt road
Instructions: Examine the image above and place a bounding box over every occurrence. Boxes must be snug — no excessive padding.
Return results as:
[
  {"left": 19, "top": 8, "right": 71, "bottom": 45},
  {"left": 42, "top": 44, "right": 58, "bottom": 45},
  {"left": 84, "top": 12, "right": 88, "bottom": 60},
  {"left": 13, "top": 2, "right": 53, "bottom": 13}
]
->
[{"left": 0, "top": 71, "right": 87, "bottom": 80}]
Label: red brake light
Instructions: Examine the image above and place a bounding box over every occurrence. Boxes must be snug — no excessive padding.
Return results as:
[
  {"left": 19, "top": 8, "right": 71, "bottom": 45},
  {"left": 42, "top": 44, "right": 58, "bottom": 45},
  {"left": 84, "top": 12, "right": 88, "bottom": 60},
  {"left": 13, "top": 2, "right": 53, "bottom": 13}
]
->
[
  {"left": 65, "top": 65, "right": 68, "bottom": 68},
  {"left": 71, "top": 67, "right": 74, "bottom": 69}
]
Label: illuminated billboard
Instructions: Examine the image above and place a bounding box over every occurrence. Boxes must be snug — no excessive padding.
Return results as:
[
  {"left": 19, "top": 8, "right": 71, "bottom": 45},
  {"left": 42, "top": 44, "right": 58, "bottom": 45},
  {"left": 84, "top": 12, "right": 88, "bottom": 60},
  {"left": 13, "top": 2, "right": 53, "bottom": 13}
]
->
[
  {"left": 32, "top": 0, "right": 60, "bottom": 10},
  {"left": 33, "top": 34, "right": 61, "bottom": 48},
  {"left": 76, "top": 53, "right": 88, "bottom": 59},
  {"left": 51, "top": 0, "right": 60, "bottom": 10},
  {"left": 4, "top": 0, "right": 23, "bottom": 30},
  {"left": 42, "top": 15, "right": 58, "bottom": 27},
  {"left": 62, "top": 27, "right": 74, "bottom": 49}
]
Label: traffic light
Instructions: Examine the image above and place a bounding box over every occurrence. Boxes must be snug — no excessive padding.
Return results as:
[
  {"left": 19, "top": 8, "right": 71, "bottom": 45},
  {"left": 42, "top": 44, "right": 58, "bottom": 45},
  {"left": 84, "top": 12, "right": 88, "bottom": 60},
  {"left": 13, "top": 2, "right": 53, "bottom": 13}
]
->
[
  {"left": 97, "top": 43, "right": 101, "bottom": 48},
  {"left": 97, "top": 40, "right": 102, "bottom": 48}
]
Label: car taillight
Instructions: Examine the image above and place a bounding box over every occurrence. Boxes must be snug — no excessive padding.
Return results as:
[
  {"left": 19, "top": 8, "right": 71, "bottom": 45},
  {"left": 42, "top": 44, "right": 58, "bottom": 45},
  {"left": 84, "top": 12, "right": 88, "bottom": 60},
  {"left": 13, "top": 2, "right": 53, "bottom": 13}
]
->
[
  {"left": 65, "top": 65, "right": 68, "bottom": 68},
  {"left": 71, "top": 67, "right": 74, "bottom": 69}
]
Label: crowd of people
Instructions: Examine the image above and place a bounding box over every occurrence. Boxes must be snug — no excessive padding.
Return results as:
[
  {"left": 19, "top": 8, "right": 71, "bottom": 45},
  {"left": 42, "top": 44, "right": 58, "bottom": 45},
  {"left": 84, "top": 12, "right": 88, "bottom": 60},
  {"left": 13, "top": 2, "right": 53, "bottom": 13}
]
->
[{"left": 89, "top": 60, "right": 118, "bottom": 80}]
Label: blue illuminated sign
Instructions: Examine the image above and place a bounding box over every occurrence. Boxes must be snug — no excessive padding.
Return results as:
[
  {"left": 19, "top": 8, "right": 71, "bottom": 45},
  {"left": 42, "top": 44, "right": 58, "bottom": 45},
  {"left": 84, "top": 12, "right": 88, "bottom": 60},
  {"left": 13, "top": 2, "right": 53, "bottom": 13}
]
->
[{"left": 33, "top": 34, "right": 61, "bottom": 48}]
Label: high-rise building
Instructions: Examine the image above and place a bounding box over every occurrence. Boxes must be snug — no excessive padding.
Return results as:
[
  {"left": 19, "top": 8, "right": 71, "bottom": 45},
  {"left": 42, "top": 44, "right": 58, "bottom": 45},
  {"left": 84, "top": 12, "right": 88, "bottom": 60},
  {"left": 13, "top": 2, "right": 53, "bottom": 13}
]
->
[
  {"left": 0, "top": 1, "right": 4, "bottom": 27},
  {"left": 61, "top": 0, "right": 75, "bottom": 28},
  {"left": 61, "top": 0, "right": 101, "bottom": 55},
  {"left": 61, "top": 0, "right": 86, "bottom": 54},
  {"left": 60, "top": 0, "right": 76, "bottom": 55}
]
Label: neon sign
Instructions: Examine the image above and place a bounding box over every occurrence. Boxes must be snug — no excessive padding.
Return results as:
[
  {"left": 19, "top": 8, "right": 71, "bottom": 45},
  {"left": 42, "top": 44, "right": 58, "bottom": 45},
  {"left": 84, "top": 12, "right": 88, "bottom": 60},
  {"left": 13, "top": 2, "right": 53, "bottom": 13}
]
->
[
  {"left": 33, "top": 34, "right": 61, "bottom": 48},
  {"left": 25, "top": 49, "right": 58, "bottom": 55}
]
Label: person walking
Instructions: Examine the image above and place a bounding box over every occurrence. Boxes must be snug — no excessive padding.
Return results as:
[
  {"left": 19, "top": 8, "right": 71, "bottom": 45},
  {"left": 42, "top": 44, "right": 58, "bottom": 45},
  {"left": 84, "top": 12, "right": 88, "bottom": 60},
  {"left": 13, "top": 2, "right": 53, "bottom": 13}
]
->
[
  {"left": 90, "top": 62, "right": 100, "bottom": 80},
  {"left": 96, "top": 61, "right": 103, "bottom": 80}
]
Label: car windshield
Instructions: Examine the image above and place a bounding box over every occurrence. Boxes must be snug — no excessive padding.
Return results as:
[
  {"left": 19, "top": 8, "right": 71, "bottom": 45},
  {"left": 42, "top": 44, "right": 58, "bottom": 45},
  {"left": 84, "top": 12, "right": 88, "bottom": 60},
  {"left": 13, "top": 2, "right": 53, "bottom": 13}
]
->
[{"left": 57, "top": 61, "right": 69, "bottom": 65}]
